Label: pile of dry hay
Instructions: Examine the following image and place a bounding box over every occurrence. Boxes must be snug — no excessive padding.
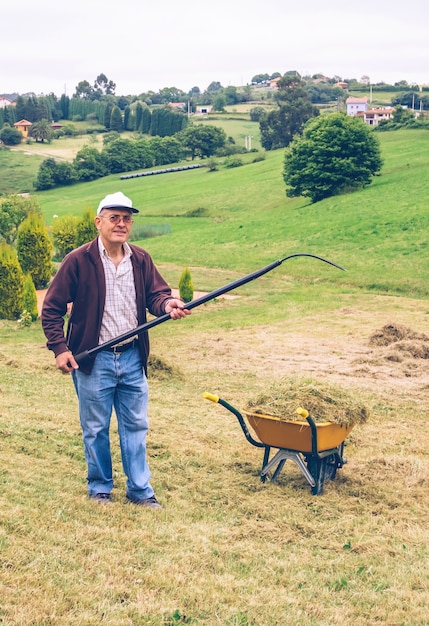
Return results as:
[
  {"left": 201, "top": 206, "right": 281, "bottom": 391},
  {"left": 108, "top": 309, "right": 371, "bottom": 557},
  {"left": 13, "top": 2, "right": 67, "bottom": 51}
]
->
[
  {"left": 245, "top": 377, "right": 369, "bottom": 426},
  {"left": 369, "top": 322, "right": 429, "bottom": 359}
]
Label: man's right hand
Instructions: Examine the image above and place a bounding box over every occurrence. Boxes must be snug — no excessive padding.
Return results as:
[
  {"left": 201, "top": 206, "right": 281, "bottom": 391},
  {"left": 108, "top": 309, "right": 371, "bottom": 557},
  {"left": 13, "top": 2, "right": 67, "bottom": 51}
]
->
[{"left": 56, "top": 351, "right": 79, "bottom": 373}]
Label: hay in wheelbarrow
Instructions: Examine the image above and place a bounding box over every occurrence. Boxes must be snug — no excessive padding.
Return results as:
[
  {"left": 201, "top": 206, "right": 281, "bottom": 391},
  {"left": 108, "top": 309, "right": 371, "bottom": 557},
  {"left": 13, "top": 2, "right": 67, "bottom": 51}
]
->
[{"left": 245, "top": 376, "right": 369, "bottom": 427}]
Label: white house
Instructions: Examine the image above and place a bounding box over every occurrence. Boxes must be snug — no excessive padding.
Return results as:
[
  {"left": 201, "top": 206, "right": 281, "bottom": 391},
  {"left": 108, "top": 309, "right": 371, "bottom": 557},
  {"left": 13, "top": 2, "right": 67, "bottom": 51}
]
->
[
  {"left": 346, "top": 97, "right": 368, "bottom": 116},
  {"left": 0, "top": 97, "right": 13, "bottom": 109},
  {"left": 357, "top": 107, "right": 395, "bottom": 126}
]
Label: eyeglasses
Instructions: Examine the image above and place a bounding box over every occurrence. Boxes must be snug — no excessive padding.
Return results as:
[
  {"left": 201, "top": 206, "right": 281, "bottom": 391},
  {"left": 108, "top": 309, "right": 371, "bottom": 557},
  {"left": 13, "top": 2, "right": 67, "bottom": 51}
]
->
[{"left": 100, "top": 214, "right": 133, "bottom": 224}]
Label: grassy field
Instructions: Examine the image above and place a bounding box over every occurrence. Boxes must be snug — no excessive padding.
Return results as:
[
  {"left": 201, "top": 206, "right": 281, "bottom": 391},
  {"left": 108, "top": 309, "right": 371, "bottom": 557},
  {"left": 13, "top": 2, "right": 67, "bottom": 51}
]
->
[
  {"left": 0, "top": 149, "right": 45, "bottom": 195},
  {"left": 1, "top": 128, "right": 429, "bottom": 625},
  {"left": 31, "top": 129, "right": 429, "bottom": 300}
]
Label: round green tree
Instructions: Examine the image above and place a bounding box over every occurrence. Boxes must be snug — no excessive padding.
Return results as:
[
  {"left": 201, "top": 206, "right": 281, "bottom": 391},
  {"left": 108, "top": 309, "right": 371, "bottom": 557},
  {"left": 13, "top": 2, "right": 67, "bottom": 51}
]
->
[{"left": 283, "top": 112, "right": 383, "bottom": 203}]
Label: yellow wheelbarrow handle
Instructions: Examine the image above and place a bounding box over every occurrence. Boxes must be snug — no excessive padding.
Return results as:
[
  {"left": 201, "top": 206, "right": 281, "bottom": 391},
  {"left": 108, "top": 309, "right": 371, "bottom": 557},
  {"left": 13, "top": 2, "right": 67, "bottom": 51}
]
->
[{"left": 202, "top": 392, "right": 220, "bottom": 403}]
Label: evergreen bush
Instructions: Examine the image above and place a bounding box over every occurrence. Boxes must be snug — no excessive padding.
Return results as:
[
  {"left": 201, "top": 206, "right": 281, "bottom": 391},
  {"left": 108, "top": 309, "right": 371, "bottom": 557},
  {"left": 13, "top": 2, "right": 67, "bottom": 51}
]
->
[
  {"left": 51, "top": 214, "right": 80, "bottom": 259},
  {"left": 16, "top": 213, "right": 53, "bottom": 289},
  {"left": 75, "top": 209, "right": 98, "bottom": 247},
  {"left": 179, "top": 267, "right": 194, "bottom": 303},
  {"left": 0, "top": 244, "right": 24, "bottom": 319},
  {"left": 22, "top": 273, "right": 39, "bottom": 320}
]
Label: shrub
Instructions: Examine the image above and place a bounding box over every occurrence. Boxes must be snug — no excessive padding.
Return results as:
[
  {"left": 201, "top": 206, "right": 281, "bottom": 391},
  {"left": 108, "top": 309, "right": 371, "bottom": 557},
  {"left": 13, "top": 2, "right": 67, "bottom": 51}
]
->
[
  {"left": 22, "top": 273, "right": 39, "bottom": 320},
  {"left": 0, "top": 243, "right": 24, "bottom": 319},
  {"left": 179, "top": 267, "right": 194, "bottom": 303},
  {"left": 0, "top": 194, "right": 43, "bottom": 245},
  {"left": 51, "top": 214, "right": 80, "bottom": 259},
  {"left": 75, "top": 209, "right": 98, "bottom": 248},
  {"left": 224, "top": 156, "right": 243, "bottom": 168},
  {"left": 0, "top": 126, "right": 22, "bottom": 146},
  {"left": 16, "top": 213, "right": 53, "bottom": 289}
]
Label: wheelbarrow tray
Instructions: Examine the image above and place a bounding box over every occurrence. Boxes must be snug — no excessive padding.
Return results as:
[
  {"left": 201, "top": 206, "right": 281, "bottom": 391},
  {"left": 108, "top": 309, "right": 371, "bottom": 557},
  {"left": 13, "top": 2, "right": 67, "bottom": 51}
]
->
[{"left": 243, "top": 411, "right": 354, "bottom": 453}]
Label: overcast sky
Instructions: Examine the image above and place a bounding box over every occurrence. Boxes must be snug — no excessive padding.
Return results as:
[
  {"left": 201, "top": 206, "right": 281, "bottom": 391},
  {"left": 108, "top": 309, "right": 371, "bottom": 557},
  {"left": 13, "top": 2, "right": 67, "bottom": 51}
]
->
[{"left": 2, "top": 0, "right": 428, "bottom": 97}]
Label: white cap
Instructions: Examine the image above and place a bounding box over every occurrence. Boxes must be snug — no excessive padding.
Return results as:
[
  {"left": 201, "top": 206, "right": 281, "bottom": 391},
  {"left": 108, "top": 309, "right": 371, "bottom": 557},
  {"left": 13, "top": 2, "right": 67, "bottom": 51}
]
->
[{"left": 97, "top": 191, "right": 139, "bottom": 214}]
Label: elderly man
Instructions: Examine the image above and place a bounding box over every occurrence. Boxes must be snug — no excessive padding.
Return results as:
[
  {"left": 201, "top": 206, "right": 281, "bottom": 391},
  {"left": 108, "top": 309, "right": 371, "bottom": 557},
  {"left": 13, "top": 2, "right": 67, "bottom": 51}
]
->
[{"left": 42, "top": 192, "right": 190, "bottom": 508}]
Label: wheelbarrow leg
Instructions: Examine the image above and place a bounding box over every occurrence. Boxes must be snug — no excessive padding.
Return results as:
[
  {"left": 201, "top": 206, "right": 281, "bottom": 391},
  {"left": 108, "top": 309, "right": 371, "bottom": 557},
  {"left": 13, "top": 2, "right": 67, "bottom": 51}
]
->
[
  {"left": 261, "top": 449, "right": 316, "bottom": 488},
  {"left": 260, "top": 446, "right": 271, "bottom": 483}
]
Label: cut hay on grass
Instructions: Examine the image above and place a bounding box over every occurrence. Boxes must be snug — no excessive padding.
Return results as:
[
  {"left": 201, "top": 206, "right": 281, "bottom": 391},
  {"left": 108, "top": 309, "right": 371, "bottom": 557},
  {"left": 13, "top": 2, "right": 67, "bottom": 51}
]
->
[
  {"left": 369, "top": 322, "right": 429, "bottom": 361},
  {"left": 369, "top": 322, "right": 429, "bottom": 347},
  {"left": 147, "top": 354, "right": 183, "bottom": 380},
  {"left": 245, "top": 376, "right": 370, "bottom": 426}
]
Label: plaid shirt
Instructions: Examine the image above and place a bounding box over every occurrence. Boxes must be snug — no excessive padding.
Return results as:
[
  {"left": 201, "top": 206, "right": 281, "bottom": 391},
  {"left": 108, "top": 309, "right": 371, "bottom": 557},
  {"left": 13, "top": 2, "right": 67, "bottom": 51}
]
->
[{"left": 98, "top": 239, "right": 138, "bottom": 345}]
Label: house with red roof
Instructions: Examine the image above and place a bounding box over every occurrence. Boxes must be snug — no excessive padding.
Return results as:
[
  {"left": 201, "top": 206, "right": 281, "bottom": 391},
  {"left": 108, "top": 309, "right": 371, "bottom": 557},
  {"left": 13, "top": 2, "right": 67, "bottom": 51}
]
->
[
  {"left": 13, "top": 119, "right": 32, "bottom": 138},
  {"left": 346, "top": 97, "right": 368, "bottom": 116},
  {"left": 357, "top": 107, "right": 395, "bottom": 126}
]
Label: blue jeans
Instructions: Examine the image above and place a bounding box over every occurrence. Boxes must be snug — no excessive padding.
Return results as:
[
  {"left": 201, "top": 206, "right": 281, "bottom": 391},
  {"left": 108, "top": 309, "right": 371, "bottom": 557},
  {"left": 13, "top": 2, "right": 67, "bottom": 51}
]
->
[{"left": 72, "top": 347, "right": 154, "bottom": 500}]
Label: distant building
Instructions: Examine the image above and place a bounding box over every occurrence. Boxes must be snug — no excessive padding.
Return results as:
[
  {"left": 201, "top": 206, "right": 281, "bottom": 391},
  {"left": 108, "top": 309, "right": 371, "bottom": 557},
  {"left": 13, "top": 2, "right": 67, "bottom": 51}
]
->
[
  {"left": 335, "top": 81, "right": 349, "bottom": 90},
  {"left": 346, "top": 97, "right": 368, "bottom": 116},
  {"left": 195, "top": 105, "right": 212, "bottom": 115},
  {"left": 13, "top": 119, "right": 32, "bottom": 138},
  {"left": 357, "top": 107, "right": 395, "bottom": 126},
  {"left": 269, "top": 77, "right": 282, "bottom": 89},
  {"left": 0, "top": 97, "right": 13, "bottom": 109},
  {"left": 168, "top": 102, "right": 187, "bottom": 110}
]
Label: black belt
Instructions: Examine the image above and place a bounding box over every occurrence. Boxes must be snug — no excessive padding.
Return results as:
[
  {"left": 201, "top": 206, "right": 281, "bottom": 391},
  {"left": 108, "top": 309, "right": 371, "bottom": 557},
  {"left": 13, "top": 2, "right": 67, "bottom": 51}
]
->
[{"left": 109, "top": 339, "right": 137, "bottom": 354}]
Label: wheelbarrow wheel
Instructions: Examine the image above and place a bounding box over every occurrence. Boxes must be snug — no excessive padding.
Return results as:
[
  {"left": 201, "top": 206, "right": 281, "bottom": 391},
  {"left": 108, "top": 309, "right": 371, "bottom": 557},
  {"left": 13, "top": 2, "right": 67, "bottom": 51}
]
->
[{"left": 306, "top": 453, "right": 338, "bottom": 495}]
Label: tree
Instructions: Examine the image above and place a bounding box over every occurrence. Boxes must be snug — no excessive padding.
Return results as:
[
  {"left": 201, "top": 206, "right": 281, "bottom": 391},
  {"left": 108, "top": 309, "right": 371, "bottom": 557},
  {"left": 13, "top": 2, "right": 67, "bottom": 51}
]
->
[
  {"left": 30, "top": 119, "right": 53, "bottom": 143},
  {"left": 60, "top": 94, "right": 70, "bottom": 119},
  {"left": 34, "top": 157, "right": 57, "bottom": 190},
  {"left": 212, "top": 94, "right": 226, "bottom": 111},
  {"left": 34, "top": 158, "right": 77, "bottom": 190},
  {"left": 94, "top": 73, "right": 116, "bottom": 96},
  {"left": 260, "top": 76, "right": 319, "bottom": 150},
  {"left": 0, "top": 195, "right": 43, "bottom": 245},
  {"left": 0, "top": 125, "right": 22, "bottom": 145},
  {"left": 110, "top": 106, "right": 123, "bottom": 132},
  {"left": 150, "top": 136, "right": 186, "bottom": 166},
  {"left": 73, "top": 146, "right": 107, "bottom": 181},
  {"left": 249, "top": 106, "right": 267, "bottom": 122},
  {"left": 178, "top": 125, "right": 227, "bottom": 159},
  {"left": 103, "top": 138, "right": 139, "bottom": 173},
  {"left": 251, "top": 74, "right": 270, "bottom": 84},
  {"left": 206, "top": 81, "right": 223, "bottom": 93},
  {"left": 17, "top": 214, "right": 53, "bottom": 289},
  {"left": 0, "top": 243, "right": 24, "bottom": 319},
  {"left": 74, "top": 80, "right": 94, "bottom": 99},
  {"left": 283, "top": 112, "right": 383, "bottom": 203}
]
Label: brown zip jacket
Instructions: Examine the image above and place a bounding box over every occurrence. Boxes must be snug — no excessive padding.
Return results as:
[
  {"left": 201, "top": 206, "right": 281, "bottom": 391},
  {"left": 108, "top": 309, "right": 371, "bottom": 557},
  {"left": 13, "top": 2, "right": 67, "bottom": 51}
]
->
[{"left": 41, "top": 237, "right": 172, "bottom": 374}]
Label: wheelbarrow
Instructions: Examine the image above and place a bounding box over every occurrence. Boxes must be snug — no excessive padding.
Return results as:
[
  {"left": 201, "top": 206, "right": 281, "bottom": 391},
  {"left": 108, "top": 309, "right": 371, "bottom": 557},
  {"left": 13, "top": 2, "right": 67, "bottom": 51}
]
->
[{"left": 203, "top": 392, "right": 355, "bottom": 495}]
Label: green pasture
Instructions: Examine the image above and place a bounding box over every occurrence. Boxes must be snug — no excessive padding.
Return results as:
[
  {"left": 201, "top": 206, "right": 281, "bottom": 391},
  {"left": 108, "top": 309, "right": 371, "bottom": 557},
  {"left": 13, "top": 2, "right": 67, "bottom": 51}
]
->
[
  {"left": 31, "top": 129, "right": 429, "bottom": 303},
  {"left": 193, "top": 116, "right": 262, "bottom": 150},
  {"left": 347, "top": 90, "right": 398, "bottom": 105},
  {"left": 0, "top": 149, "right": 44, "bottom": 195}
]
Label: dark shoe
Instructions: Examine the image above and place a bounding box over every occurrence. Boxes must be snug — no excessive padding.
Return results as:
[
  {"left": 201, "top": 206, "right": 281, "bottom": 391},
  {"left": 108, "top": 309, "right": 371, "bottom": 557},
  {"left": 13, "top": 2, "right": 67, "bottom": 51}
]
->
[
  {"left": 127, "top": 495, "right": 162, "bottom": 509},
  {"left": 90, "top": 493, "right": 112, "bottom": 503}
]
